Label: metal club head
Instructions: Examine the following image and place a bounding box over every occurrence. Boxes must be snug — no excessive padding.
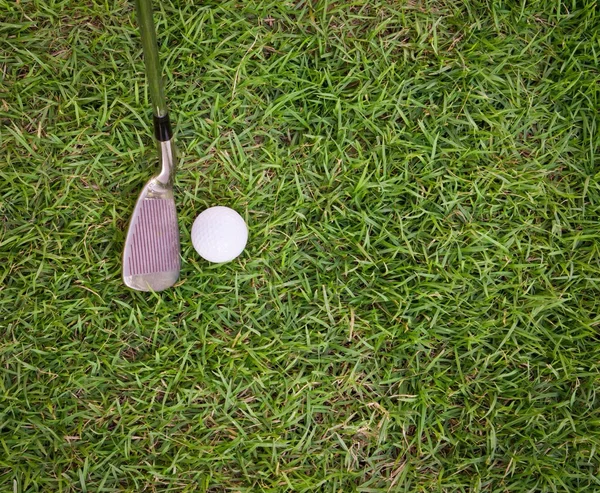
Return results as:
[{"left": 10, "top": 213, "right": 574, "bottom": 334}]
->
[{"left": 123, "top": 139, "right": 180, "bottom": 292}]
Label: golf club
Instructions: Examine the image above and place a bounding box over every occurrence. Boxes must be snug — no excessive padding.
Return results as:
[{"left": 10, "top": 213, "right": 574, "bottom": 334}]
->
[{"left": 122, "top": 0, "right": 180, "bottom": 291}]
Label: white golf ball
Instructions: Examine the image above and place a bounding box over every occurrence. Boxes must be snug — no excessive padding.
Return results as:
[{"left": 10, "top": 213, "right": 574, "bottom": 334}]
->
[{"left": 191, "top": 206, "right": 248, "bottom": 263}]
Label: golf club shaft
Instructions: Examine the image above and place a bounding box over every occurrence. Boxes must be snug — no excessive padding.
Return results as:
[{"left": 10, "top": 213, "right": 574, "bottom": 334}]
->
[{"left": 135, "top": 0, "right": 172, "bottom": 141}]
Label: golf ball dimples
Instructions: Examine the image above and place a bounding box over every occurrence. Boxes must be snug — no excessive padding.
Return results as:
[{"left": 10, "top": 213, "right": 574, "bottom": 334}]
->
[{"left": 191, "top": 206, "right": 248, "bottom": 263}]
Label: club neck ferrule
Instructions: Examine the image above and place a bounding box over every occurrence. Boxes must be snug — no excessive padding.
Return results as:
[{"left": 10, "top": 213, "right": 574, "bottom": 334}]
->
[{"left": 153, "top": 113, "right": 173, "bottom": 142}]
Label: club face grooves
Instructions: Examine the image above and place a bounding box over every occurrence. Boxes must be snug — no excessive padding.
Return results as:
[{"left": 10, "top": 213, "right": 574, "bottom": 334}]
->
[{"left": 123, "top": 183, "right": 180, "bottom": 292}]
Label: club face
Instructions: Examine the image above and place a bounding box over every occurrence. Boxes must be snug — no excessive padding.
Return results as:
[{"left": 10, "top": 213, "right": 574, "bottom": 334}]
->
[{"left": 123, "top": 178, "right": 180, "bottom": 292}]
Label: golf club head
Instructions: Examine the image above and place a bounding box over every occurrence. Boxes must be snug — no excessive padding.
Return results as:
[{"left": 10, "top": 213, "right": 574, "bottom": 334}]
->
[{"left": 123, "top": 139, "right": 180, "bottom": 292}]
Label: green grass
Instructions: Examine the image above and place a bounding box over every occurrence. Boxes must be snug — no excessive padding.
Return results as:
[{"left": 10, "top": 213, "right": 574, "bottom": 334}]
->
[{"left": 2, "top": 0, "right": 600, "bottom": 491}]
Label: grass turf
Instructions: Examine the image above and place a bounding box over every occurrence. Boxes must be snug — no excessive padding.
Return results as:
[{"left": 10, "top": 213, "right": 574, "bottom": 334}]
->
[{"left": 2, "top": 0, "right": 600, "bottom": 491}]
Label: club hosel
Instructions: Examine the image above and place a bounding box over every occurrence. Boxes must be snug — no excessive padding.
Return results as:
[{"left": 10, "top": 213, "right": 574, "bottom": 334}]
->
[{"left": 156, "top": 137, "right": 177, "bottom": 185}]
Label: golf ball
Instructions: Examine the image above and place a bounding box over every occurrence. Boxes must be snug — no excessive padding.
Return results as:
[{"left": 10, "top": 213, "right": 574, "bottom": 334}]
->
[{"left": 191, "top": 206, "right": 248, "bottom": 263}]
